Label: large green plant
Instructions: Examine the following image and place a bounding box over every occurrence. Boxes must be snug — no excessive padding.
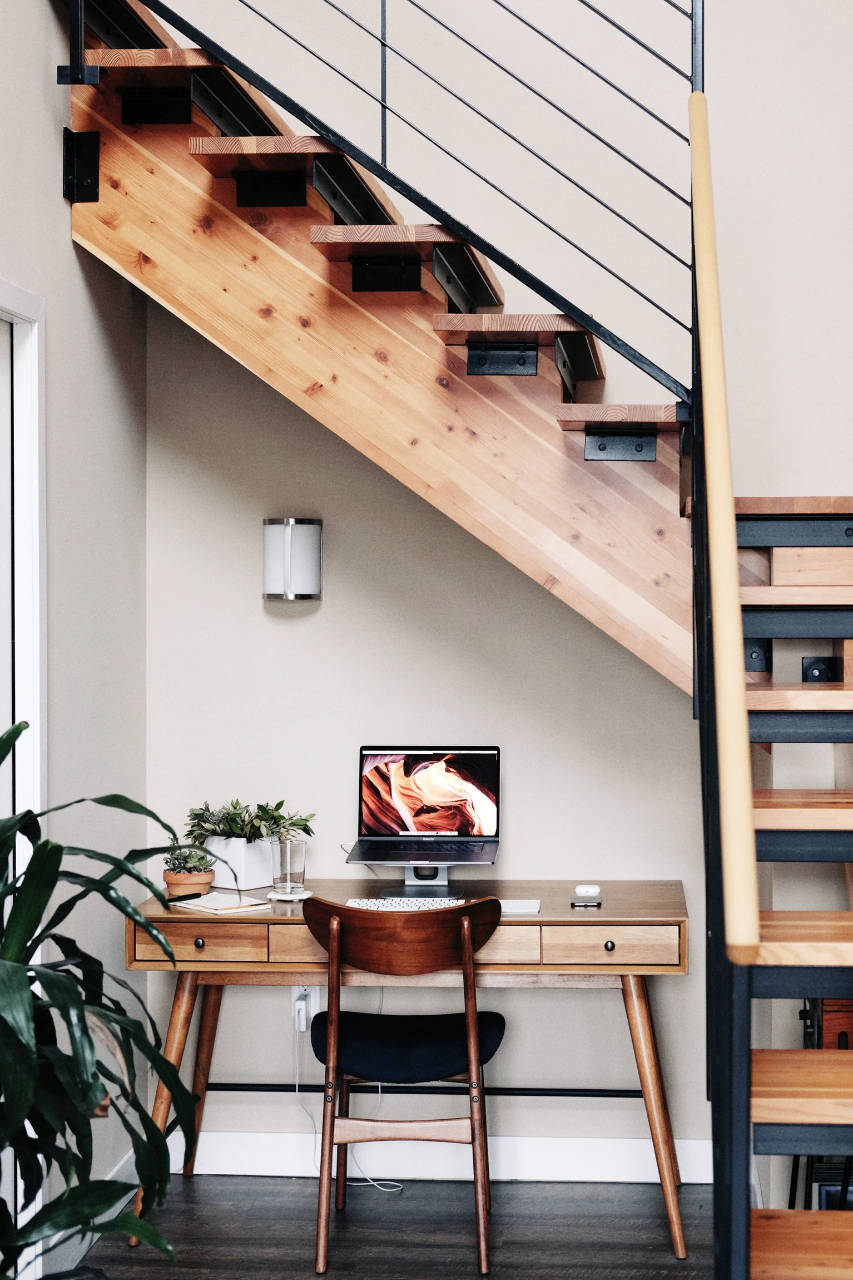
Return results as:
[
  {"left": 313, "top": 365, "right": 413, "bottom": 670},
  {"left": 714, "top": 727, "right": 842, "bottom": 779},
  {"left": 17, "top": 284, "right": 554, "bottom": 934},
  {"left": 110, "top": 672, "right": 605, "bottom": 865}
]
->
[
  {"left": 0, "top": 723, "right": 196, "bottom": 1279},
  {"left": 185, "top": 799, "right": 315, "bottom": 845}
]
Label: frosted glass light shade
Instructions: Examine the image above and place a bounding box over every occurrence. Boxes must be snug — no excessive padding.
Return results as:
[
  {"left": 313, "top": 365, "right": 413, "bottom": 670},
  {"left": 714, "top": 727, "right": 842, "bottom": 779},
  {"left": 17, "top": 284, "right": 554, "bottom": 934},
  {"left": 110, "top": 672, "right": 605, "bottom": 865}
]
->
[{"left": 263, "top": 518, "right": 323, "bottom": 600}]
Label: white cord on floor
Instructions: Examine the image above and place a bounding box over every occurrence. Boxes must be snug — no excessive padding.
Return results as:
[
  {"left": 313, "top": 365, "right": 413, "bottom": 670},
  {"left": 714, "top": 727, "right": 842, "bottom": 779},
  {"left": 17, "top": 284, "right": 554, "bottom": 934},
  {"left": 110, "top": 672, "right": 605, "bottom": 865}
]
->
[{"left": 292, "top": 986, "right": 402, "bottom": 1193}]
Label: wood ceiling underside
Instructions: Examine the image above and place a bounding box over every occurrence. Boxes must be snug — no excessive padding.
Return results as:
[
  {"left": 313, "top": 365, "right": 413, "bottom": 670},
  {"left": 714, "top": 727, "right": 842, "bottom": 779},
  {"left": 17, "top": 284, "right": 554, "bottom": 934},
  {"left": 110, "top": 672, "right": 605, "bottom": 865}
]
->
[{"left": 71, "top": 77, "right": 693, "bottom": 692}]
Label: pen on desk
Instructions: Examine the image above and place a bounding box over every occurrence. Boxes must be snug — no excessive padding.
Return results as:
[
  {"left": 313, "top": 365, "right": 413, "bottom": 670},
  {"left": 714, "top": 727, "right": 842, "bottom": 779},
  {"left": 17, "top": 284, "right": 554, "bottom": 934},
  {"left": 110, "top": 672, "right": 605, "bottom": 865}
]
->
[{"left": 168, "top": 892, "right": 202, "bottom": 902}]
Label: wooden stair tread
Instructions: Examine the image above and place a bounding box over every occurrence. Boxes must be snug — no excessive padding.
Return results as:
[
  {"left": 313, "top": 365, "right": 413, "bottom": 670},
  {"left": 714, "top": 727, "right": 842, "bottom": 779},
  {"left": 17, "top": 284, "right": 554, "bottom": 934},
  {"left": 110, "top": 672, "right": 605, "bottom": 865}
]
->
[
  {"left": 85, "top": 47, "right": 216, "bottom": 68},
  {"left": 556, "top": 404, "right": 679, "bottom": 430},
  {"left": 746, "top": 684, "right": 853, "bottom": 711},
  {"left": 751, "top": 1050, "right": 853, "bottom": 1123},
  {"left": 735, "top": 497, "right": 853, "bottom": 516},
  {"left": 753, "top": 789, "right": 853, "bottom": 830},
  {"left": 755, "top": 911, "right": 853, "bottom": 965},
  {"left": 189, "top": 135, "right": 338, "bottom": 177},
  {"left": 434, "top": 314, "right": 605, "bottom": 380},
  {"left": 751, "top": 1209, "right": 853, "bottom": 1278},
  {"left": 741, "top": 585, "right": 853, "bottom": 605},
  {"left": 312, "top": 223, "right": 460, "bottom": 260}
]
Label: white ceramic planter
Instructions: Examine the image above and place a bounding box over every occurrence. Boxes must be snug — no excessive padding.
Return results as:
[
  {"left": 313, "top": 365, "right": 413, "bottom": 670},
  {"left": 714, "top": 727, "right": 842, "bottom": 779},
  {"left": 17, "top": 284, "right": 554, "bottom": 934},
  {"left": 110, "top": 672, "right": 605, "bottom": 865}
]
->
[{"left": 205, "top": 836, "right": 274, "bottom": 890}]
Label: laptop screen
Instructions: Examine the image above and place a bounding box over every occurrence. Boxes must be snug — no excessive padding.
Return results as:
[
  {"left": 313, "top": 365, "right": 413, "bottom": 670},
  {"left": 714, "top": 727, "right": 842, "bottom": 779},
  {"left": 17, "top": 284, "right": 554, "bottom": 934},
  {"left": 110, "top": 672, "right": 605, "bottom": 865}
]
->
[{"left": 359, "top": 747, "right": 500, "bottom": 838}]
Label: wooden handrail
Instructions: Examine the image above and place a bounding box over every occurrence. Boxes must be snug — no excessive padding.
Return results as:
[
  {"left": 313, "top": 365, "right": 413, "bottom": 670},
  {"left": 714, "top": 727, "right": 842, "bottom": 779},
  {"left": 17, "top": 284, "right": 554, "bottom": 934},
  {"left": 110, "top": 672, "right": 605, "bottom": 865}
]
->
[{"left": 689, "top": 92, "right": 760, "bottom": 964}]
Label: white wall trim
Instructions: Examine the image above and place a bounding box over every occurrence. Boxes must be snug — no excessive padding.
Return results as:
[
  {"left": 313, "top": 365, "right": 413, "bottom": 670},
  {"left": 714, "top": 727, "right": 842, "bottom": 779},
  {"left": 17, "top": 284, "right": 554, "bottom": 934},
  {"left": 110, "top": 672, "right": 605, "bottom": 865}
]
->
[
  {"left": 169, "top": 1130, "right": 713, "bottom": 1184},
  {"left": 0, "top": 277, "right": 45, "bottom": 819}
]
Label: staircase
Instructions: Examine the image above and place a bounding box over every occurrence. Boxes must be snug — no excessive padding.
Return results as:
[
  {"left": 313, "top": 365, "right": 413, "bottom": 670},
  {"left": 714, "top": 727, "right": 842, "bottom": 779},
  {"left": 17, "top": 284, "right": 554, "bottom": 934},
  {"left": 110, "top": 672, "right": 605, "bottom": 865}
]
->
[
  {"left": 58, "top": 3, "right": 853, "bottom": 1276},
  {"left": 691, "top": 98, "right": 853, "bottom": 1279}
]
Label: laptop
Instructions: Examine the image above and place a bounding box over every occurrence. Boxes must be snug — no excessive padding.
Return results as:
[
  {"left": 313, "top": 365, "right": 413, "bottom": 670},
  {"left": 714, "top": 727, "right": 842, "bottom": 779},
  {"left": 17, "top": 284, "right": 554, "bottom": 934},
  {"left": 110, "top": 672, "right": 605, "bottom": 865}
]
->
[{"left": 346, "top": 745, "right": 500, "bottom": 867}]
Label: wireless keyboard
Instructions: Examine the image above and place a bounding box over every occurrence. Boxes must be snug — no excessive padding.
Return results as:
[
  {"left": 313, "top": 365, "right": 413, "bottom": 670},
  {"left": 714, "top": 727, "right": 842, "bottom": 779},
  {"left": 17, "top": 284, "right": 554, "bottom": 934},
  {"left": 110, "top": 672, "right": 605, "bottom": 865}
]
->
[{"left": 346, "top": 897, "right": 466, "bottom": 911}]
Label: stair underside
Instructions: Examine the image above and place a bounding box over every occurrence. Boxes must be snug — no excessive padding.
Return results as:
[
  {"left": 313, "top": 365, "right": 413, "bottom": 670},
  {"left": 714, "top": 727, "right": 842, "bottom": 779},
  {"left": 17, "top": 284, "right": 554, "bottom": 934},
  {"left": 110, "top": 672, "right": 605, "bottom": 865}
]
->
[
  {"left": 70, "top": 79, "right": 692, "bottom": 691},
  {"left": 751, "top": 1210, "right": 853, "bottom": 1278}
]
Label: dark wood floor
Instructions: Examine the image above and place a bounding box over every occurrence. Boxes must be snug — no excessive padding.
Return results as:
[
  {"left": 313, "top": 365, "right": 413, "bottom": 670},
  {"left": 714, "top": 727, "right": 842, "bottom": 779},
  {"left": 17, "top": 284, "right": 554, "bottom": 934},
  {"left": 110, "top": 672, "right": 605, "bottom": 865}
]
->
[{"left": 85, "top": 1176, "right": 713, "bottom": 1278}]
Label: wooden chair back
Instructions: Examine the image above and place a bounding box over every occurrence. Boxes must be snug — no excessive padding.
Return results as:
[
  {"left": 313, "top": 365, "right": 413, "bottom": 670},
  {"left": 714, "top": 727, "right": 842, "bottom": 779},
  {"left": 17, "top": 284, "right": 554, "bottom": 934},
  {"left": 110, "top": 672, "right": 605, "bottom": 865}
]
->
[{"left": 302, "top": 896, "right": 501, "bottom": 976}]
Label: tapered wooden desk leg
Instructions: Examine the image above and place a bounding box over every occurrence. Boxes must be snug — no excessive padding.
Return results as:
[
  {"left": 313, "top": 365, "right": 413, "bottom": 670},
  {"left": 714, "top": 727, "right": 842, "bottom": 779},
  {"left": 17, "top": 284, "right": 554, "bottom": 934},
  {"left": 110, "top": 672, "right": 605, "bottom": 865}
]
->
[
  {"left": 183, "top": 983, "right": 223, "bottom": 1176},
  {"left": 621, "top": 975, "right": 686, "bottom": 1260},
  {"left": 129, "top": 971, "right": 199, "bottom": 1245}
]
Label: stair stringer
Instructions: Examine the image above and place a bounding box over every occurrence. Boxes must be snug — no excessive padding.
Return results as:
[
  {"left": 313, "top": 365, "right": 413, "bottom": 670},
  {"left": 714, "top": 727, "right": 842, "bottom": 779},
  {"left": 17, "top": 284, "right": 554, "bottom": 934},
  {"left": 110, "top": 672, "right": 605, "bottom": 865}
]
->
[{"left": 70, "top": 81, "right": 693, "bottom": 692}]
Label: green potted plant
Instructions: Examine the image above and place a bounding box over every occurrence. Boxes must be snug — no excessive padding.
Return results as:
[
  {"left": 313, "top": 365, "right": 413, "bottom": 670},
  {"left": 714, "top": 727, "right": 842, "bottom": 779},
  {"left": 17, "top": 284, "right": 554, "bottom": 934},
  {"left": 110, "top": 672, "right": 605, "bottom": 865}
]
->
[
  {"left": 161, "top": 837, "right": 216, "bottom": 897},
  {"left": 0, "top": 722, "right": 196, "bottom": 1279},
  {"left": 185, "top": 799, "right": 315, "bottom": 891}
]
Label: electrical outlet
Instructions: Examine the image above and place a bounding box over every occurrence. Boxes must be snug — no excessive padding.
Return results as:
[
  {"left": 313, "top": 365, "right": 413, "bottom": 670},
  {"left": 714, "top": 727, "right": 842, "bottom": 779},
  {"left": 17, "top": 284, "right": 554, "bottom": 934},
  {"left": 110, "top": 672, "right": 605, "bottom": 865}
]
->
[{"left": 291, "top": 985, "right": 320, "bottom": 1033}]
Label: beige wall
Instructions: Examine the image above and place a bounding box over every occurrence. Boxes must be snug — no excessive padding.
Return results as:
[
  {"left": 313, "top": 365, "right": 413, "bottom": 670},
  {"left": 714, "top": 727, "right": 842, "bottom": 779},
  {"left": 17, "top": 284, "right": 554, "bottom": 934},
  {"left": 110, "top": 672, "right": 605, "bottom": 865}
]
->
[
  {"left": 145, "top": 304, "right": 708, "bottom": 1146},
  {"left": 1, "top": 0, "right": 149, "bottom": 1259}
]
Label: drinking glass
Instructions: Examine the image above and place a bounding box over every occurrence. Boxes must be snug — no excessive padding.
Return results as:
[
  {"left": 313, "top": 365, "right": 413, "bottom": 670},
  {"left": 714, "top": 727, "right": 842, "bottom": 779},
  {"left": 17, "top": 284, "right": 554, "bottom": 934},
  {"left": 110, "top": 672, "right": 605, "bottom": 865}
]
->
[{"left": 272, "top": 837, "right": 308, "bottom": 897}]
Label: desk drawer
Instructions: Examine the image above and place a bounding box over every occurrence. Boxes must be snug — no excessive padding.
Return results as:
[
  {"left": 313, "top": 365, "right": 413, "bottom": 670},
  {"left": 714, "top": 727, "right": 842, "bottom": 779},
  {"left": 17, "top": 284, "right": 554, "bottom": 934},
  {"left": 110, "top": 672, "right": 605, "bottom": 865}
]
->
[
  {"left": 135, "top": 922, "right": 268, "bottom": 963},
  {"left": 269, "top": 924, "right": 328, "bottom": 964},
  {"left": 478, "top": 925, "right": 540, "bottom": 965},
  {"left": 542, "top": 925, "right": 679, "bottom": 967}
]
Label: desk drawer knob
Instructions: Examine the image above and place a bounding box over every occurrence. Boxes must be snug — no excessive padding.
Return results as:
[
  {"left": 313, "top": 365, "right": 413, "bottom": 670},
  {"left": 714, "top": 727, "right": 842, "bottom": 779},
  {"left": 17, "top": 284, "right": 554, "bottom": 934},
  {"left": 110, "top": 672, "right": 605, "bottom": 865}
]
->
[
  {"left": 604, "top": 940, "right": 616, "bottom": 953},
  {"left": 194, "top": 937, "right": 205, "bottom": 951}
]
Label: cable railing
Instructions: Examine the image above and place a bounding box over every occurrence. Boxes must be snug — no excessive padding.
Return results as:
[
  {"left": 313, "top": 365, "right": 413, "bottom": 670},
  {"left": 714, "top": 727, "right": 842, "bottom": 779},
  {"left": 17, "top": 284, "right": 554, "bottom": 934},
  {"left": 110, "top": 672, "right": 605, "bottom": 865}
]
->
[{"left": 88, "top": 0, "right": 703, "bottom": 401}]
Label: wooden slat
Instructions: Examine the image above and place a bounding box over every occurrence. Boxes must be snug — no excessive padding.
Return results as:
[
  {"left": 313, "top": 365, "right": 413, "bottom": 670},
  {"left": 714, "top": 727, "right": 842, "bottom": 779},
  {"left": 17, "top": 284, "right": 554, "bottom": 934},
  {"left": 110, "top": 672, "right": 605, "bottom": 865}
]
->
[
  {"left": 753, "top": 789, "right": 853, "bottom": 830},
  {"left": 312, "top": 223, "right": 460, "bottom": 261},
  {"left": 85, "top": 47, "right": 216, "bottom": 67},
  {"left": 70, "top": 87, "right": 693, "bottom": 692},
  {"left": 756, "top": 911, "right": 853, "bottom": 965},
  {"left": 746, "top": 684, "right": 853, "bottom": 712},
  {"left": 751, "top": 1209, "right": 853, "bottom": 1278},
  {"left": 834, "top": 638, "right": 853, "bottom": 682},
  {"left": 556, "top": 404, "right": 679, "bottom": 430},
  {"left": 334, "top": 1117, "right": 470, "bottom": 1145},
  {"left": 190, "top": 135, "right": 338, "bottom": 178},
  {"left": 751, "top": 1050, "right": 853, "bottom": 1124},
  {"left": 771, "top": 547, "right": 853, "bottom": 587},
  {"left": 734, "top": 497, "right": 853, "bottom": 516},
  {"left": 741, "top": 585, "right": 853, "bottom": 605}
]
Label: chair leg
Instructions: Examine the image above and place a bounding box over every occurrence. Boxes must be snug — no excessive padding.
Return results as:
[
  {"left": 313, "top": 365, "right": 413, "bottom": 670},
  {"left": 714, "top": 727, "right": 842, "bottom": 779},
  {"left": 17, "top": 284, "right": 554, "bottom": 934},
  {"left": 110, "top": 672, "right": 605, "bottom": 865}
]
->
[
  {"left": 335, "top": 1077, "right": 350, "bottom": 1212},
  {"left": 315, "top": 1073, "right": 337, "bottom": 1274},
  {"left": 480, "top": 1071, "right": 492, "bottom": 1215},
  {"left": 470, "top": 1080, "right": 489, "bottom": 1274}
]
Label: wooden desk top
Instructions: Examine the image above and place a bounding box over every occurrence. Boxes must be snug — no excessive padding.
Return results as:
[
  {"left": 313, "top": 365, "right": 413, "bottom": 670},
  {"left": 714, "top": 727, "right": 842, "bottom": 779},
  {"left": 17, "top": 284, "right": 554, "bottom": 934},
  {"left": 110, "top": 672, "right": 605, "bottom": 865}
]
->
[{"left": 134, "top": 879, "right": 687, "bottom": 926}]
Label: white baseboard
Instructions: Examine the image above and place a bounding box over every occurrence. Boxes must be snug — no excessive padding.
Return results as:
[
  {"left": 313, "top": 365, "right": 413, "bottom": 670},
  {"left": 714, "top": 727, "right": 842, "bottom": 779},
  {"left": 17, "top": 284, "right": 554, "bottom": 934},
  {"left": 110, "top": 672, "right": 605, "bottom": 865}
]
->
[{"left": 169, "top": 1130, "right": 712, "bottom": 1183}]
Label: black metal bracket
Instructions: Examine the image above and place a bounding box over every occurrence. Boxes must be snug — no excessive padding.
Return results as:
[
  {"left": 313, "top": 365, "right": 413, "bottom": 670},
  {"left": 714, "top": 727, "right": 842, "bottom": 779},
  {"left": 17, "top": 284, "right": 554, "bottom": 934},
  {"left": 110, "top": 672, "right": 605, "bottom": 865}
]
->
[
  {"left": 121, "top": 85, "right": 194, "bottom": 126},
  {"left": 312, "top": 156, "right": 393, "bottom": 226},
  {"left": 431, "top": 244, "right": 501, "bottom": 314},
  {"left": 743, "top": 608, "right": 853, "bottom": 639},
  {"left": 757, "top": 830, "right": 853, "bottom": 862},
  {"left": 466, "top": 343, "right": 538, "bottom": 376},
  {"left": 737, "top": 517, "right": 853, "bottom": 548},
  {"left": 350, "top": 256, "right": 422, "bottom": 292},
  {"left": 744, "top": 637, "right": 772, "bottom": 674},
  {"left": 57, "top": 0, "right": 99, "bottom": 85},
  {"left": 584, "top": 430, "right": 657, "bottom": 461},
  {"left": 62, "top": 128, "right": 100, "bottom": 204},
  {"left": 803, "top": 655, "right": 842, "bottom": 683},
  {"left": 749, "top": 712, "right": 853, "bottom": 743},
  {"left": 554, "top": 332, "right": 603, "bottom": 401},
  {"left": 235, "top": 171, "right": 306, "bottom": 208}
]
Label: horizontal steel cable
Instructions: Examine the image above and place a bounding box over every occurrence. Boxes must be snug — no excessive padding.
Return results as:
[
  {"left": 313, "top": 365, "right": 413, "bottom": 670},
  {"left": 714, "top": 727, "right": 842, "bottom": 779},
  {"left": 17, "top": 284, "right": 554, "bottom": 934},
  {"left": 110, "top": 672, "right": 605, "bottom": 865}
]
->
[
  {"left": 228, "top": 0, "right": 690, "bottom": 326},
  {"left": 489, "top": 0, "right": 689, "bottom": 142}
]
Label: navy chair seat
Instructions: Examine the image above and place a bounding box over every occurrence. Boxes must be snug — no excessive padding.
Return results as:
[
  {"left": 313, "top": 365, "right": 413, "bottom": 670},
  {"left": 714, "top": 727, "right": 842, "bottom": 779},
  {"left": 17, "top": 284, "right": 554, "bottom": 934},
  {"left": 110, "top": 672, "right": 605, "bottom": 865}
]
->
[{"left": 311, "top": 1010, "right": 506, "bottom": 1084}]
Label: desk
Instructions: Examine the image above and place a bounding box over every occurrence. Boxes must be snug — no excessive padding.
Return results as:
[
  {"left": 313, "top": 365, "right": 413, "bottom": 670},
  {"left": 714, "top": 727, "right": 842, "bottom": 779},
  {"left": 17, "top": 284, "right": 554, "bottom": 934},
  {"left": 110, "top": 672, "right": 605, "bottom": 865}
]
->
[{"left": 127, "top": 879, "right": 689, "bottom": 1257}]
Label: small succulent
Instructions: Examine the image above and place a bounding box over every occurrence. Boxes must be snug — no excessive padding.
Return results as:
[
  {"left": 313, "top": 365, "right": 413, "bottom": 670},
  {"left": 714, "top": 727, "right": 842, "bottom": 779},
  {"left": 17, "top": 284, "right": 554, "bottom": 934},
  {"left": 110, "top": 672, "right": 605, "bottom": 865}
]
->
[
  {"left": 185, "top": 800, "right": 315, "bottom": 846},
  {"left": 162, "top": 837, "right": 215, "bottom": 873}
]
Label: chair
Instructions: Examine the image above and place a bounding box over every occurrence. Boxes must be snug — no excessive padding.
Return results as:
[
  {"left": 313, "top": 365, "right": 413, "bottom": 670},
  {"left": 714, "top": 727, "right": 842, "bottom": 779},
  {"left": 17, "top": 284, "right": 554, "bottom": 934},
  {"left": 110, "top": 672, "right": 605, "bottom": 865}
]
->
[{"left": 302, "top": 895, "right": 506, "bottom": 1274}]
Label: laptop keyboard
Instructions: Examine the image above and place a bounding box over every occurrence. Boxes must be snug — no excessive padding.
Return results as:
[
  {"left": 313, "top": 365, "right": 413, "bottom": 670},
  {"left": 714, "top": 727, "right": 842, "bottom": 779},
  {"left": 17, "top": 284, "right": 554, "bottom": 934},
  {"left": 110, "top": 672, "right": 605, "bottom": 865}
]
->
[{"left": 379, "top": 841, "right": 485, "bottom": 856}]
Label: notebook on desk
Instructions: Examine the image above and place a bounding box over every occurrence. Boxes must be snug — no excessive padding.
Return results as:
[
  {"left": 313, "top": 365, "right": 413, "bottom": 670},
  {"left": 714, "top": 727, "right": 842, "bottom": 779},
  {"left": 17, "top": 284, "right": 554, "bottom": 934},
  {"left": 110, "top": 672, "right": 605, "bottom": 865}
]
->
[{"left": 346, "top": 745, "right": 500, "bottom": 867}]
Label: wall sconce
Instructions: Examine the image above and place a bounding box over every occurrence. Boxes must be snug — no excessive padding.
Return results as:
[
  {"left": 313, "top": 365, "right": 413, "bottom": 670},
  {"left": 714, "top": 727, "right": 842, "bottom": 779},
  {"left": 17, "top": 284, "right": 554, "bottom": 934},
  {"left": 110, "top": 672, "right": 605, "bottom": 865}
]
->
[{"left": 263, "top": 518, "right": 323, "bottom": 601}]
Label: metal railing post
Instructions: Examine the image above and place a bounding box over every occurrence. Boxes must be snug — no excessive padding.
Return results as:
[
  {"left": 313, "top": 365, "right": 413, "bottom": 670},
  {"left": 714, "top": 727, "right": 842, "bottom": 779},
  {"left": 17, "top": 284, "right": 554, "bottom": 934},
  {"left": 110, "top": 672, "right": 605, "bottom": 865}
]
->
[
  {"left": 692, "top": 0, "right": 705, "bottom": 91},
  {"left": 57, "top": 0, "right": 100, "bottom": 85},
  {"left": 380, "top": 0, "right": 388, "bottom": 167}
]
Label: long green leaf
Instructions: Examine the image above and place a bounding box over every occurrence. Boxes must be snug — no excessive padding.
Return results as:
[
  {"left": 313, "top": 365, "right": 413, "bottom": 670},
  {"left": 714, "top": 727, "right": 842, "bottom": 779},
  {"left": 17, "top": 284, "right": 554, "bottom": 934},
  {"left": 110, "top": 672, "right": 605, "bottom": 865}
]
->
[
  {"left": 96, "top": 1211, "right": 174, "bottom": 1257},
  {"left": 2, "top": 1181, "right": 135, "bottom": 1246},
  {"left": 32, "top": 874, "right": 174, "bottom": 964},
  {"left": 33, "top": 967, "right": 97, "bottom": 1089},
  {"left": 0, "top": 722, "right": 27, "bottom": 768},
  {"left": 62, "top": 847, "right": 170, "bottom": 908},
  {"left": 34, "top": 793, "right": 176, "bottom": 841},
  {"left": 0, "top": 842, "right": 62, "bottom": 962},
  {"left": 0, "top": 959, "right": 35, "bottom": 1052},
  {"left": 0, "top": 1026, "right": 36, "bottom": 1138}
]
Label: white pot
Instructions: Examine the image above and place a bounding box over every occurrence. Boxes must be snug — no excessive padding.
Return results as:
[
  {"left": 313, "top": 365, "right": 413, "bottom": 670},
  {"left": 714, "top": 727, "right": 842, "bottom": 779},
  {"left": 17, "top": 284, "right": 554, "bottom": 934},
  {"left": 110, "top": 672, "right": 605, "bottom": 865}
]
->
[{"left": 206, "top": 836, "right": 274, "bottom": 891}]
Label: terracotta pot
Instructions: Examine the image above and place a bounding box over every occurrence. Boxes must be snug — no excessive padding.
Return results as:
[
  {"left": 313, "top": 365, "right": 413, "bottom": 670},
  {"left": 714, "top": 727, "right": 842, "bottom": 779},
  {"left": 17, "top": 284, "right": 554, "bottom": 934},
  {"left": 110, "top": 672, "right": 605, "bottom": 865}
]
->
[{"left": 163, "top": 869, "right": 215, "bottom": 897}]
